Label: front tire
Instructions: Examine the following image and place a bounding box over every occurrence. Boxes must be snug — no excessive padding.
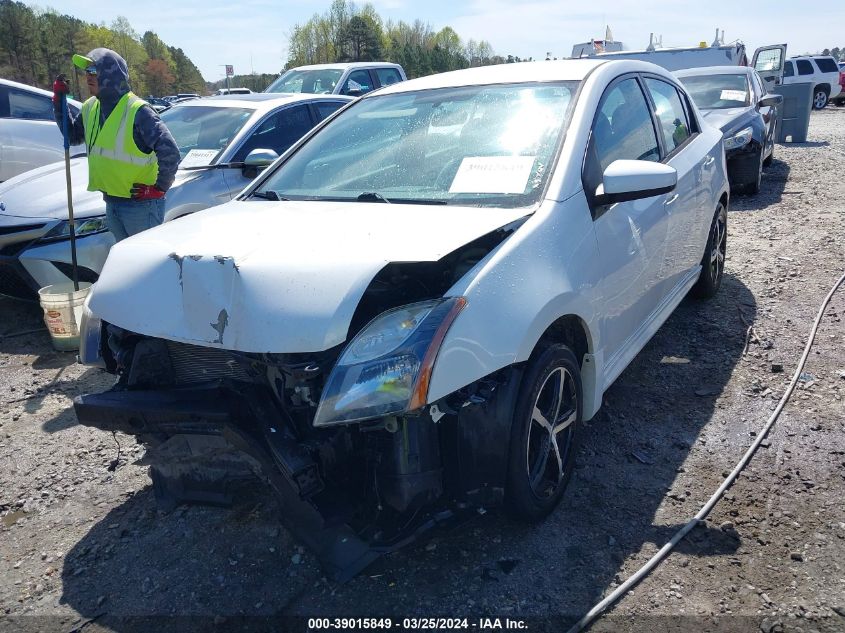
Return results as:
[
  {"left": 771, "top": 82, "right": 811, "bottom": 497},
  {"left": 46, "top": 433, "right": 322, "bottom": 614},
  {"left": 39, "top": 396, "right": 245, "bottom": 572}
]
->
[
  {"left": 692, "top": 203, "right": 727, "bottom": 300},
  {"left": 505, "top": 344, "right": 582, "bottom": 522}
]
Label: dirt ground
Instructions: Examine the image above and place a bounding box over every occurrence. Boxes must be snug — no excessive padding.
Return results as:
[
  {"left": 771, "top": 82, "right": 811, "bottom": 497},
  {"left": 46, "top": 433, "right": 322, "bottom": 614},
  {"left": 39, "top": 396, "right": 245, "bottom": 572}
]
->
[{"left": 1, "top": 108, "right": 844, "bottom": 633}]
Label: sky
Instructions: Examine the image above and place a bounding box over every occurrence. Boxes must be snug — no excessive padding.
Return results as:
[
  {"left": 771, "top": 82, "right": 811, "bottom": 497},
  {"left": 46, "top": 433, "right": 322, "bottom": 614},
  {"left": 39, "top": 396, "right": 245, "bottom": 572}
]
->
[{"left": 36, "top": 0, "right": 845, "bottom": 82}]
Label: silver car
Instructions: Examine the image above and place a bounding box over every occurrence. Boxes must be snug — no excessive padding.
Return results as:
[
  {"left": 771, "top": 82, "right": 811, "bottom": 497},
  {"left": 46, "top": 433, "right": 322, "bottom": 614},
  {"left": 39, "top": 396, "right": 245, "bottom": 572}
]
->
[
  {"left": 0, "top": 93, "right": 351, "bottom": 298},
  {"left": 0, "top": 78, "right": 84, "bottom": 183}
]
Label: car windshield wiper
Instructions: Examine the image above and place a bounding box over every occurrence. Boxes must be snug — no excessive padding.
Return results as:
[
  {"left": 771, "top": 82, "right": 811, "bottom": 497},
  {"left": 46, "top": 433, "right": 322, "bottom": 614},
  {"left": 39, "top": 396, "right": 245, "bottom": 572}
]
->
[
  {"left": 251, "top": 190, "right": 288, "bottom": 201},
  {"left": 357, "top": 192, "right": 391, "bottom": 204}
]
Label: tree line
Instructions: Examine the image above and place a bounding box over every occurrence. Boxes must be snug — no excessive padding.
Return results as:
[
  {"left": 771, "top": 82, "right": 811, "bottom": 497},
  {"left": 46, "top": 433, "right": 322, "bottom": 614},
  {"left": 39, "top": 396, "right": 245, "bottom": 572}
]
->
[
  {"left": 0, "top": 0, "right": 205, "bottom": 98},
  {"left": 820, "top": 47, "right": 845, "bottom": 61},
  {"left": 286, "top": 0, "right": 529, "bottom": 79}
]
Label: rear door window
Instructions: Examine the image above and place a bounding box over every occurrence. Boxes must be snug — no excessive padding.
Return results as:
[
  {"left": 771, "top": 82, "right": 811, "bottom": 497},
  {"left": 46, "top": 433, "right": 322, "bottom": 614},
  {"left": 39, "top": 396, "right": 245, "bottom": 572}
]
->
[
  {"left": 814, "top": 57, "right": 839, "bottom": 73},
  {"left": 374, "top": 68, "right": 403, "bottom": 88},
  {"left": 341, "top": 70, "right": 375, "bottom": 95},
  {"left": 644, "top": 78, "right": 691, "bottom": 153},
  {"left": 796, "top": 60, "right": 814, "bottom": 76},
  {"left": 8, "top": 87, "right": 53, "bottom": 120}
]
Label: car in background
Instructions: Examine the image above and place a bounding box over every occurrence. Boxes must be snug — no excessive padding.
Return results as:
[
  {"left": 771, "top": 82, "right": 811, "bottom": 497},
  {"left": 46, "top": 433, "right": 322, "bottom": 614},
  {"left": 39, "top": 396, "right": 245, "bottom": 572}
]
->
[
  {"left": 676, "top": 66, "right": 782, "bottom": 194},
  {"left": 0, "top": 78, "right": 85, "bottom": 183},
  {"left": 833, "top": 66, "right": 845, "bottom": 107},
  {"left": 215, "top": 88, "right": 252, "bottom": 96},
  {"left": 74, "top": 59, "right": 729, "bottom": 579},
  {"left": 0, "top": 93, "right": 352, "bottom": 298},
  {"left": 782, "top": 56, "right": 842, "bottom": 109},
  {"left": 146, "top": 96, "right": 172, "bottom": 113},
  {"left": 265, "top": 62, "right": 406, "bottom": 96}
]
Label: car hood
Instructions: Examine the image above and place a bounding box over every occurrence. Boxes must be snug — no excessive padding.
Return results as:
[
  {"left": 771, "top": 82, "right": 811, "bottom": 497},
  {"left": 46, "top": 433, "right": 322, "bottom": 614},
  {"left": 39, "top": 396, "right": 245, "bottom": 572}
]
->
[
  {"left": 699, "top": 107, "right": 753, "bottom": 133},
  {"left": 89, "top": 200, "right": 528, "bottom": 353},
  {"left": 0, "top": 160, "right": 206, "bottom": 222},
  {"left": 0, "top": 158, "right": 105, "bottom": 221}
]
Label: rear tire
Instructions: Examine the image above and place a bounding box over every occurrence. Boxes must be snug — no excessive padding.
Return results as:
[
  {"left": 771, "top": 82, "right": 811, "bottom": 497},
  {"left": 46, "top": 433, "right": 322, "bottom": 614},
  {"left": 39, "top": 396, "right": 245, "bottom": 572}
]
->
[
  {"left": 692, "top": 203, "right": 727, "bottom": 300},
  {"left": 813, "top": 86, "right": 829, "bottom": 110},
  {"left": 505, "top": 344, "right": 582, "bottom": 522}
]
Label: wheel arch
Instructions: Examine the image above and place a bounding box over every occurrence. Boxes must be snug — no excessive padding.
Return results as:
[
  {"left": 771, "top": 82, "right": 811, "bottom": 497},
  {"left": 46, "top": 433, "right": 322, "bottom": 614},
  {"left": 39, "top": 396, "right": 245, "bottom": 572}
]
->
[{"left": 519, "top": 311, "right": 600, "bottom": 420}]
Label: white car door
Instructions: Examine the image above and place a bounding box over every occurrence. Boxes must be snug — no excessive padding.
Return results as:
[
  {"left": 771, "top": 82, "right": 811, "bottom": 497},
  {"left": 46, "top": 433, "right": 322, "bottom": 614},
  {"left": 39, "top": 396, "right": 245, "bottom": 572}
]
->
[
  {"left": 583, "top": 76, "right": 672, "bottom": 361},
  {"left": 642, "top": 76, "right": 706, "bottom": 286},
  {"left": 752, "top": 44, "right": 787, "bottom": 89}
]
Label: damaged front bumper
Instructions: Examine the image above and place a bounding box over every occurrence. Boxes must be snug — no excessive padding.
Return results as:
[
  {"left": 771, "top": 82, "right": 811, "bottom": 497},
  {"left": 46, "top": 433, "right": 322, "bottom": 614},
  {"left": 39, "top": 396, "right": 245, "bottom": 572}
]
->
[{"left": 73, "top": 372, "right": 518, "bottom": 580}]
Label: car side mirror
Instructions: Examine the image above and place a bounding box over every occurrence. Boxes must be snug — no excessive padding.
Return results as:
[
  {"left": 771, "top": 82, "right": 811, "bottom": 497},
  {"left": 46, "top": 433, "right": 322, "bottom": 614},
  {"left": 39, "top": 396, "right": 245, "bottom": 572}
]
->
[
  {"left": 595, "top": 160, "right": 677, "bottom": 205},
  {"left": 758, "top": 94, "right": 783, "bottom": 108},
  {"left": 243, "top": 148, "right": 279, "bottom": 168}
]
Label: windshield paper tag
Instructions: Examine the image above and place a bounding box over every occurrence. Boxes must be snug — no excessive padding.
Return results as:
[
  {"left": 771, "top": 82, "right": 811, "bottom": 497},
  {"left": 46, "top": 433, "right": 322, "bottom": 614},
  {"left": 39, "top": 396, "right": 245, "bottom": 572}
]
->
[
  {"left": 180, "top": 149, "right": 218, "bottom": 168},
  {"left": 720, "top": 89, "right": 746, "bottom": 102},
  {"left": 449, "top": 156, "right": 536, "bottom": 194}
]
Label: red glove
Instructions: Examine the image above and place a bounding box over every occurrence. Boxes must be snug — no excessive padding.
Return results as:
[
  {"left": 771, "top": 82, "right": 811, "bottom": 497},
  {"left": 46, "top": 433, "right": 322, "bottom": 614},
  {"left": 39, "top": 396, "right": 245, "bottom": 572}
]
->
[
  {"left": 52, "top": 74, "right": 69, "bottom": 104},
  {"left": 130, "top": 183, "right": 165, "bottom": 200}
]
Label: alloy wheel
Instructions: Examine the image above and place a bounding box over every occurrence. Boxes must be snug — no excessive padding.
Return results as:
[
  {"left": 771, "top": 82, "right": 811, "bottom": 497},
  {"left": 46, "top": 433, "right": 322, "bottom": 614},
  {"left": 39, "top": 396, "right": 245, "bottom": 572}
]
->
[
  {"left": 709, "top": 209, "right": 726, "bottom": 284},
  {"left": 525, "top": 366, "right": 578, "bottom": 499}
]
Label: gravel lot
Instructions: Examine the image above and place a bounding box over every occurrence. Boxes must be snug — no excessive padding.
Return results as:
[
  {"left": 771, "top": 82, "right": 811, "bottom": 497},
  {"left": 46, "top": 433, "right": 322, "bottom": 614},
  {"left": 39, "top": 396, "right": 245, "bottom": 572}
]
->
[{"left": 1, "top": 108, "right": 844, "bottom": 633}]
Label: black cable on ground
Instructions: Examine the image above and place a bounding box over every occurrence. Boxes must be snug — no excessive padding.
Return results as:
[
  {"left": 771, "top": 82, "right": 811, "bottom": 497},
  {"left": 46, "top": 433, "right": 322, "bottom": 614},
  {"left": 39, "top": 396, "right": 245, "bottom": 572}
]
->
[{"left": 567, "top": 268, "right": 845, "bottom": 633}]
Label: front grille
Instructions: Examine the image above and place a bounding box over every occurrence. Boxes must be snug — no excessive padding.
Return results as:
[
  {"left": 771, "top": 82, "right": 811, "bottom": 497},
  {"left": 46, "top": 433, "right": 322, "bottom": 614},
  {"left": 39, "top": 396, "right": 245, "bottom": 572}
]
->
[
  {"left": 166, "top": 340, "right": 254, "bottom": 384},
  {"left": 0, "top": 261, "right": 37, "bottom": 299}
]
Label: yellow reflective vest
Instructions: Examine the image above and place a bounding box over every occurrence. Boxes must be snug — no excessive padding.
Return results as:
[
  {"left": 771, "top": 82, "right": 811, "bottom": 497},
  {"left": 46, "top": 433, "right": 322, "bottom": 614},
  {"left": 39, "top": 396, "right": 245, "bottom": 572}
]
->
[{"left": 81, "top": 92, "right": 158, "bottom": 198}]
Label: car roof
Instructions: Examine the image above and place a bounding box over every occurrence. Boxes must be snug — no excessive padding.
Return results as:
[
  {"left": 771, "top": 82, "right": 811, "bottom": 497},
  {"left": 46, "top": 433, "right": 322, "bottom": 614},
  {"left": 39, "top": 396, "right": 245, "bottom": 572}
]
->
[
  {"left": 0, "top": 77, "right": 82, "bottom": 108},
  {"left": 289, "top": 62, "right": 402, "bottom": 71},
  {"left": 371, "top": 59, "right": 608, "bottom": 96},
  {"left": 167, "top": 93, "right": 353, "bottom": 114},
  {"left": 675, "top": 66, "right": 753, "bottom": 77}
]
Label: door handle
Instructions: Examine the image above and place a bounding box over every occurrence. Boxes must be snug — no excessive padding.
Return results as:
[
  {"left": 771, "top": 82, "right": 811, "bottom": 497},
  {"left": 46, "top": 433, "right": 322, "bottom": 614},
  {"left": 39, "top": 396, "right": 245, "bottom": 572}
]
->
[
  {"left": 702, "top": 155, "right": 715, "bottom": 167},
  {"left": 664, "top": 193, "right": 679, "bottom": 205}
]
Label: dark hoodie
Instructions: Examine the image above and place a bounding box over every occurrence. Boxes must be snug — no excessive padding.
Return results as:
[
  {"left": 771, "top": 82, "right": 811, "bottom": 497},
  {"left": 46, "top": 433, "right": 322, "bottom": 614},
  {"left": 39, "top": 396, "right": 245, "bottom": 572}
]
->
[{"left": 55, "top": 48, "right": 180, "bottom": 198}]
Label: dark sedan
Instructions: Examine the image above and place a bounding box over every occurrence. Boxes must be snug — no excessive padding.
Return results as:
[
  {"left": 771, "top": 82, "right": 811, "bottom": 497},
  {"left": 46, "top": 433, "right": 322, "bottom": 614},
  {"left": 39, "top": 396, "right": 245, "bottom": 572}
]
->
[{"left": 676, "top": 66, "right": 782, "bottom": 194}]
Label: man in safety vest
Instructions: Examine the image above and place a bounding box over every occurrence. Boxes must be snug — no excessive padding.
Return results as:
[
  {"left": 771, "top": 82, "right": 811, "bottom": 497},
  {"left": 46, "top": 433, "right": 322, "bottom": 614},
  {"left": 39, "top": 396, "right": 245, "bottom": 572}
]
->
[{"left": 52, "top": 48, "right": 180, "bottom": 241}]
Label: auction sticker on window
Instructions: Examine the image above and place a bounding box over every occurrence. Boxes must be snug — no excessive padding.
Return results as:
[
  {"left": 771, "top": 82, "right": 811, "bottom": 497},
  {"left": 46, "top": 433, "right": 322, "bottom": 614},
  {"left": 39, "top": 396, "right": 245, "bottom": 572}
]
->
[
  {"left": 180, "top": 149, "right": 219, "bottom": 168},
  {"left": 720, "top": 89, "right": 746, "bottom": 102},
  {"left": 449, "top": 156, "right": 535, "bottom": 194}
]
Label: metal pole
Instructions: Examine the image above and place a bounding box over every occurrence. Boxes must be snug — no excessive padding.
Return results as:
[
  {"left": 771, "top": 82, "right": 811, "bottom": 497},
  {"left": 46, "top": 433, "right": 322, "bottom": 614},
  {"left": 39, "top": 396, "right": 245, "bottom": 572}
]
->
[{"left": 60, "top": 92, "right": 80, "bottom": 291}]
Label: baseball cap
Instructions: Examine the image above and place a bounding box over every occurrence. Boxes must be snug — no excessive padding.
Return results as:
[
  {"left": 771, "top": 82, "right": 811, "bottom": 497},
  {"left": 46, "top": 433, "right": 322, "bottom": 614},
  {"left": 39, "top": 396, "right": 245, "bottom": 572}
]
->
[{"left": 72, "top": 53, "right": 95, "bottom": 71}]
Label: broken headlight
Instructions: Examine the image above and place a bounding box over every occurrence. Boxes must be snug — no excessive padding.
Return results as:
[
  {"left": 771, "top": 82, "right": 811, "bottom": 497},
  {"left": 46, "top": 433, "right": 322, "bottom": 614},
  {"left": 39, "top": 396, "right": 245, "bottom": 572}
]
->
[
  {"left": 724, "top": 126, "right": 753, "bottom": 150},
  {"left": 313, "top": 297, "right": 466, "bottom": 427}
]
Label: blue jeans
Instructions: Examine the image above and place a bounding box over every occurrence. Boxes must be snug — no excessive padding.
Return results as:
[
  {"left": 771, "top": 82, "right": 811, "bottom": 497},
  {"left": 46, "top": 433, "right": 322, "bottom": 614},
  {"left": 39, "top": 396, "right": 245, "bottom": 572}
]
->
[{"left": 105, "top": 198, "right": 165, "bottom": 241}]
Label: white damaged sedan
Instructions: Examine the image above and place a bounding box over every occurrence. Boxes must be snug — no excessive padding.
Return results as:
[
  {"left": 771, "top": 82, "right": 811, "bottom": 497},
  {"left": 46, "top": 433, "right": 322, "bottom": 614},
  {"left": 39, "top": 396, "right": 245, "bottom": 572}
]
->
[{"left": 74, "top": 59, "right": 729, "bottom": 580}]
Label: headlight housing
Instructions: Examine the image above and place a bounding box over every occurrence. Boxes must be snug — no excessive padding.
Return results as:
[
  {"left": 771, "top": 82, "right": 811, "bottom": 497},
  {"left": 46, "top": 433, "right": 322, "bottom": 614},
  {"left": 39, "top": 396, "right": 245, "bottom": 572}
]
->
[
  {"left": 41, "top": 216, "right": 108, "bottom": 242},
  {"left": 723, "top": 126, "right": 753, "bottom": 150},
  {"left": 313, "top": 297, "right": 467, "bottom": 427}
]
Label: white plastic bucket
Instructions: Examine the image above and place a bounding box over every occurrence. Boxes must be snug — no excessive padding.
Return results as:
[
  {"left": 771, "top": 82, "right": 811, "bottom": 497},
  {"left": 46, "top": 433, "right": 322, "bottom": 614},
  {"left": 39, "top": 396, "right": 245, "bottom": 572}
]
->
[{"left": 38, "top": 282, "right": 92, "bottom": 352}]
